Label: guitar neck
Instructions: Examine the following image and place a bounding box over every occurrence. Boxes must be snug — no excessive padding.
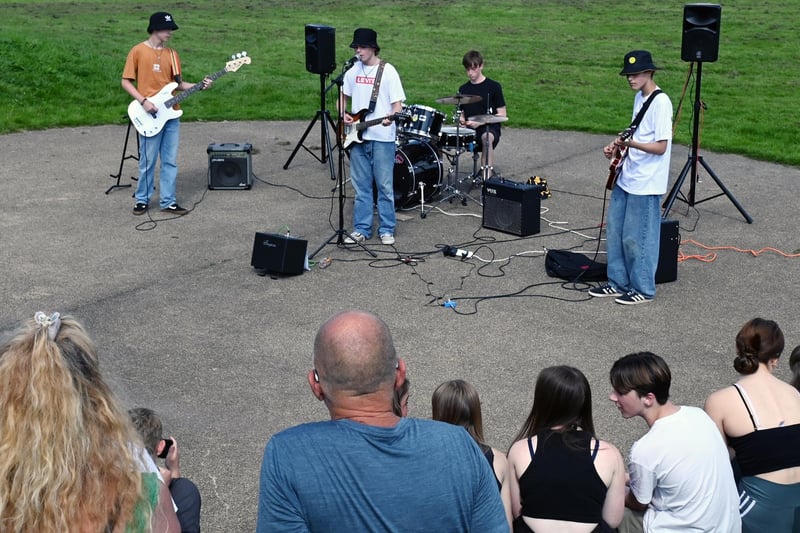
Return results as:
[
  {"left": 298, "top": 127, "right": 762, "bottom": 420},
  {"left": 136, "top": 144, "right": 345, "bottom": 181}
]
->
[
  {"left": 357, "top": 115, "right": 394, "bottom": 131},
  {"left": 166, "top": 67, "right": 229, "bottom": 108}
]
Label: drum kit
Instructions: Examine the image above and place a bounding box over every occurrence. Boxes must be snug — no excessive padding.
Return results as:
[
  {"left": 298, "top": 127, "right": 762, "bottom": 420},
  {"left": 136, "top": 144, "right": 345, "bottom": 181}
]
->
[{"left": 391, "top": 94, "right": 508, "bottom": 216}]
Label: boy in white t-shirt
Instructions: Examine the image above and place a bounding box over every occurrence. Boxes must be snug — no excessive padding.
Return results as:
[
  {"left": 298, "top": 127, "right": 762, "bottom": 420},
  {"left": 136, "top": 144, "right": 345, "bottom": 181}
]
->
[
  {"left": 609, "top": 352, "right": 741, "bottom": 533},
  {"left": 589, "top": 50, "right": 673, "bottom": 305}
]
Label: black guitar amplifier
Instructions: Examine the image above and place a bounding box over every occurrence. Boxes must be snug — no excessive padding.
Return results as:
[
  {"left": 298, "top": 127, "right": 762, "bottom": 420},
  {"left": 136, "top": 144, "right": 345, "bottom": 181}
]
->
[
  {"left": 251, "top": 232, "right": 307, "bottom": 276},
  {"left": 208, "top": 143, "right": 253, "bottom": 190},
  {"left": 482, "top": 177, "right": 542, "bottom": 236},
  {"left": 656, "top": 219, "right": 680, "bottom": 284}
]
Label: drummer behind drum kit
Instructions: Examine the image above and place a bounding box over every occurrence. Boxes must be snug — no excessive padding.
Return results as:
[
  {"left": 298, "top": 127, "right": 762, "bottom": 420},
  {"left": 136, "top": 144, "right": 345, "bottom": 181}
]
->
[{"left": 391, "top": 93, "right": 508, "bottom": 216}]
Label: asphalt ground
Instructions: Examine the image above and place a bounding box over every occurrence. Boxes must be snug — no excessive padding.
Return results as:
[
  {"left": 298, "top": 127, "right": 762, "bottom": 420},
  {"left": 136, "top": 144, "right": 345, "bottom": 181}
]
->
[{"left": 2, "top": 119, "right": 798, "bottom": 531}]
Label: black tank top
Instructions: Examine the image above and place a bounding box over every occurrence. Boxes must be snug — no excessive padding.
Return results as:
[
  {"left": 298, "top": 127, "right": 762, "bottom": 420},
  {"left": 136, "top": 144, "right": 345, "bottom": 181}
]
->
[
  {"left": 483, "top": 447, "right": 502, "bottom": 492},
  {"left": 728, "top": 384, "right": 800, "bottom": 476},
  {"left": 518, "top": 430, "right": 607, "bottom": 524}
]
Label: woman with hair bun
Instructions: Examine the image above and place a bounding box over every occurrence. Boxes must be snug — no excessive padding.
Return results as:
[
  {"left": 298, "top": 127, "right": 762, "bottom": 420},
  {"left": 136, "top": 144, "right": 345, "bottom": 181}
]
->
[
  {"left": 0, "top": 312, "right": 180, "bottom": 532},
  {"left": 704, "top": 318, "right": 800, "bottom": 532}
]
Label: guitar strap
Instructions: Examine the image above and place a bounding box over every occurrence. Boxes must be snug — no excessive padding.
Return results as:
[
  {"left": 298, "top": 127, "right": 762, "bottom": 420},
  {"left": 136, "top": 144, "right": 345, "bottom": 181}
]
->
[
  {"left": 169, "top": 48, "right": 182, "bottom": 84},
  {"left": 368, "top": 61, "right": 386, "bottom": 114},
  {"left": 628, "top": 89, "right": 662, "bottom": 133}
]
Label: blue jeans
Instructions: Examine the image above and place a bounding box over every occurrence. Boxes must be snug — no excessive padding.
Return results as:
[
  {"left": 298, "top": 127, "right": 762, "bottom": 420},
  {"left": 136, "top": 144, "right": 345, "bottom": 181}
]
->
[
  {"left": 349, "top": 141, "right": 396, "bottom": 238},
  {"left": 136, "top": 118, "right": 180, "bottom": 208},
  {"left": 606, "top": 185, "right": 661, "bottom": 298}
]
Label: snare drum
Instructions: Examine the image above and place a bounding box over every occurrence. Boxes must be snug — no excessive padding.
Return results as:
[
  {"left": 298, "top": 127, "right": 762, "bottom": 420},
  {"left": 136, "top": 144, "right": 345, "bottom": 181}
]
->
[
  {"left": 400, "top": 104, "right": 445, "bottom": 141},
  {"left": 438, "top": 126, "right": 476, "bottom": 151},
  {"left": 393, "top": 140, "right": 443, "bottom": 208}
]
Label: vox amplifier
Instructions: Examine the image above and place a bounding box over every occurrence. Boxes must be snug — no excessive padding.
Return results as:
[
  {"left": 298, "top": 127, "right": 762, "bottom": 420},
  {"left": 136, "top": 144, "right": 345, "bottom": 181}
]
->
[{"left": 482, "top": 177, "right": 542, "bottom": 236}]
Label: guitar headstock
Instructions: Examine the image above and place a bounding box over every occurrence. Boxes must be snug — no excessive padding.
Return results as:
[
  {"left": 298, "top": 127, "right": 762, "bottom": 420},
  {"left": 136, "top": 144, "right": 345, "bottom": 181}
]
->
[{"left": 225, "top": 52, "right": 252, "bottom": 72}]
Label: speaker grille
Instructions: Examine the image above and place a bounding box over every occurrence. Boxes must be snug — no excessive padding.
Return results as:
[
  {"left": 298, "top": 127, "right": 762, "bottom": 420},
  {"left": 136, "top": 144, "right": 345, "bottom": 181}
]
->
[{"left": 484, "top": 196, "right": 523, "bottom": 235}]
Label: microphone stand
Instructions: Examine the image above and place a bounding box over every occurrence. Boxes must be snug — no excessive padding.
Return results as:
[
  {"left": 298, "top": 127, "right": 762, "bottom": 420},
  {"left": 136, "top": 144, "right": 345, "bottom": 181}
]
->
[{"left": 310, "top": 60, "right": 376, "bottom": 259}]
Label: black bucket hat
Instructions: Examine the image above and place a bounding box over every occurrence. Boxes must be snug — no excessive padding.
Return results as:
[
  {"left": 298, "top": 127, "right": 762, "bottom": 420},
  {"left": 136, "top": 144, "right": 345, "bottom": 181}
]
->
[
  {"left": 619, "top": 50, "right": 659, "bottom": 76},
  {"left": 148, "top": 12, "right": 179, "bottom": 33},
  {"left": 350, "top": 28, "right": 380, "bottom": 51}
]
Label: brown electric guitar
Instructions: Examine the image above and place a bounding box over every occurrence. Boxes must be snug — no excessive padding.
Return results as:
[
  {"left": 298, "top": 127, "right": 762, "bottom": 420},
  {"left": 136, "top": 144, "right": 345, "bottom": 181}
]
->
[{"left": 605, "top": 128, "right": 635, "bottom": 190}]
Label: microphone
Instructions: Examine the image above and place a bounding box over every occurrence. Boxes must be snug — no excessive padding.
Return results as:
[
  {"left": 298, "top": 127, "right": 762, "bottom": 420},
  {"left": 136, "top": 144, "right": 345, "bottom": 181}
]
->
[{"left": 344, "top": 55, "right": 359, "bottom": 70}]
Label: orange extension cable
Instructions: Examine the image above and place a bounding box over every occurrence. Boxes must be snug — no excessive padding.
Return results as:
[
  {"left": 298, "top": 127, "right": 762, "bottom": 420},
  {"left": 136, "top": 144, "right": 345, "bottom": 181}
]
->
[{"left": 679, "top": 239, "right": 800, "bottom": 263}]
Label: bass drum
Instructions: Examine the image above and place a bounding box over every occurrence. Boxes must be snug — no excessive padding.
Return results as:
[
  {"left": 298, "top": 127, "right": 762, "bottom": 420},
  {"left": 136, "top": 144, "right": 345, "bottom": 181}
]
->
[{"left": 393, "top": 140, "right": 443, "bottom": 208}]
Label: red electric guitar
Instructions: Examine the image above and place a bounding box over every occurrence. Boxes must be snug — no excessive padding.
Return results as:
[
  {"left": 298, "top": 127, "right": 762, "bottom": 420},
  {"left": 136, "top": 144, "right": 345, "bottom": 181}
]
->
[{"left": 605, "top": 127, "right": 635, "bottom": 190}]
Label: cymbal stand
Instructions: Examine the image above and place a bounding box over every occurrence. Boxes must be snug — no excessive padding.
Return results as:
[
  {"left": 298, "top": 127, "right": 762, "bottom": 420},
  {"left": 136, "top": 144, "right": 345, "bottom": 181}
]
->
[
  {"left": 420, "top": 108, "right": 481, "bottom": 216},
  {"left": 474, "top": 129, "right": 495, "bottom": 185}
]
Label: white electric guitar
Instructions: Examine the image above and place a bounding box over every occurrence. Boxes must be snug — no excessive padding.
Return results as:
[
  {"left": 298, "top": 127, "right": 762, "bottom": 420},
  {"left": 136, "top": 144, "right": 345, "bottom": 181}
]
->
[{"left": 128, "top": 52, "right": 251, "bottom": 137}]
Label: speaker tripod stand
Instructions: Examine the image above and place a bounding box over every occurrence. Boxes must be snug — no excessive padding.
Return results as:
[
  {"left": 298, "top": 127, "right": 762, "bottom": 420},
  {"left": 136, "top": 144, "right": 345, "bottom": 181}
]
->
[
  {"left": 662, "top": 61, "right": 752, "bottom": 223},
  {"left": 283, "top": 73, "right": 338, "bottom": 181}
]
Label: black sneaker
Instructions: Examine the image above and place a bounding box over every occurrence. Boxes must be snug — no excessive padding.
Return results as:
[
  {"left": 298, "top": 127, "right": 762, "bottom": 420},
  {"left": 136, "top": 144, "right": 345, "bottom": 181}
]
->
[
  {"left": 132, "top": 202, "right": 148, "bottom": 215},
  {"left": 161, "top": 203, "right": 189, "bottom": 215},
  {"left": 615, "top": 290, "right": 653, "bottom": 305},
  {"left": 588, "top": 284, "right": 622, "bottom": 298}
]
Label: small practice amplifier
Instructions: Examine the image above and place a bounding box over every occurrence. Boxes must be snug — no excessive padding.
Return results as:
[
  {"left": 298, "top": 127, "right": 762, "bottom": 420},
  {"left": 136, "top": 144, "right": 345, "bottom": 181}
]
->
[
  {"left": 251, "top": 232, "right": 307, "bottom": 276},
  {"left": 656, "top": 219, "right": 680, "bottom": 284},
  {"left": 208, "top": 143, "right": 253, "bottom": 190},
  {"left": 482, "top": 177, "right": 542, "bottom": 236}
]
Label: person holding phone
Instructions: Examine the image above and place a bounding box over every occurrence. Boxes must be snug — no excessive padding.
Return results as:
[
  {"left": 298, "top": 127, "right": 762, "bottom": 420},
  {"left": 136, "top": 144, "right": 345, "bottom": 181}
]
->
[{"left": 129, "top": 407, "right": 202, "bottom": 533}]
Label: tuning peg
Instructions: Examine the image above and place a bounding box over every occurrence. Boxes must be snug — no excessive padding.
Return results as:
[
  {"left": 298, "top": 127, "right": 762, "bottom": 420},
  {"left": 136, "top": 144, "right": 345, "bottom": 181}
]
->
[{"left": 241, "top": 51, "right": 247, "bottom": 57}]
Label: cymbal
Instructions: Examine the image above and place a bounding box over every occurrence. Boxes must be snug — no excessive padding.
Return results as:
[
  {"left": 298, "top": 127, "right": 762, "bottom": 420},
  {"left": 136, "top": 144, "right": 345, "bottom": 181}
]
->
[
  {"left": 468, "top": 114, "right": 509, "bottom": 125},
  {"left": 435, "top": 94, "right": 482, "bottom": 105}
]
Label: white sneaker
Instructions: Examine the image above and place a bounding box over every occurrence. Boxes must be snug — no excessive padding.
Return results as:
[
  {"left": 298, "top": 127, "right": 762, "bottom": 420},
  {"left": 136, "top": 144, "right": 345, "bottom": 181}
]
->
[
  {"left": 344, "top": 232, "right": 366, "bottom": 244},
  {"left": 380, "top": 234, "right": 395, "bottom": 245}
]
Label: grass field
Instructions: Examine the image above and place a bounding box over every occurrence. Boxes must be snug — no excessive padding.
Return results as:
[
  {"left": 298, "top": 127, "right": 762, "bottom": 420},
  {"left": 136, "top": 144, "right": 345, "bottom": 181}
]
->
[{"left": 1, "top": 0, "right": 797, "bottom": 165}]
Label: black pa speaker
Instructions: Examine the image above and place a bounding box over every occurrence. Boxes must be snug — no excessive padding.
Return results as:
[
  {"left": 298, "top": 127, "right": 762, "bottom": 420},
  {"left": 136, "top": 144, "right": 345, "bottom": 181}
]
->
[
  {"left": 681, "top": 3, "right": 721, "bottom": 62},
  {"left": 656, "top": 219, "right": 680, "bottom": 284},
  {"left": 208, "top": 143, "right": 252, "bottom": 190},
  {"left": 251, "top": 233, "right": 308, "bottom": 276},
  {"left": 305, "top": 24, "right": 336, "bottom": 75},
  {"left": 482, "top": 178, "right": 541, "bottom": 237}
]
